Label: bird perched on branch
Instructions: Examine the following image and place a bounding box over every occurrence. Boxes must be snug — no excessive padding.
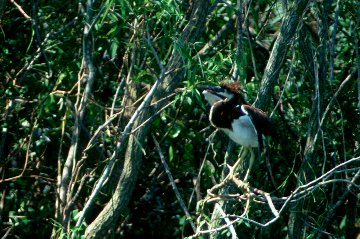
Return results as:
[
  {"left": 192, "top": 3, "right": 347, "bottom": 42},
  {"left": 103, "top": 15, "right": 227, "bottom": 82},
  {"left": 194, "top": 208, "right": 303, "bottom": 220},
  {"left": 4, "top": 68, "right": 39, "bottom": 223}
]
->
[{"left": 201, "top": 81, "right": 272, "bottom": 181}]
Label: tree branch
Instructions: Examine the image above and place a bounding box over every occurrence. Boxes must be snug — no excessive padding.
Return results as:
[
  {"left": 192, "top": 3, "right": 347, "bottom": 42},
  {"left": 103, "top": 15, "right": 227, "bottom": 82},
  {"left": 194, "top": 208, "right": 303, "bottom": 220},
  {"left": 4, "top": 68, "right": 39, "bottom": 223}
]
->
[
  {"left": 152, "top": 134, "right": 196, "bottom": 232},
  {"left": 255, "top": 0, "right": 311, "bottom": 110},
  {"left": 84, "top": 1, "right": 210, "bottom": 236},
  {"left": 58, "top": 0, "right": 96, "bottom": 229}
]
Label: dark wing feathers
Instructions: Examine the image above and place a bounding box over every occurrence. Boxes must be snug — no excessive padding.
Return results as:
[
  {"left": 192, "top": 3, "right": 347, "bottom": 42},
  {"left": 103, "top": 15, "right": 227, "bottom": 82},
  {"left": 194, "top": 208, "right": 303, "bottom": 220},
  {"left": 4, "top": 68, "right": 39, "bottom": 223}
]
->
[
  {"left": 242, "top": 105, "right": 273, "bottom": 152},
  {"left": 241, "top": 105, "right": 272, "bottom": 136}
]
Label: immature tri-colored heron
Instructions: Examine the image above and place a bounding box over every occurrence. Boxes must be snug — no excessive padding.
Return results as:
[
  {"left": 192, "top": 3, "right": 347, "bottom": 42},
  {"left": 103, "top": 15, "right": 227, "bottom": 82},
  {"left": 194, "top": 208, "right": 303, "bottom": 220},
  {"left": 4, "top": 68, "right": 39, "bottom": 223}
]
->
[{"left": 202, "top": 82, "right": 272, "bottom": 181}]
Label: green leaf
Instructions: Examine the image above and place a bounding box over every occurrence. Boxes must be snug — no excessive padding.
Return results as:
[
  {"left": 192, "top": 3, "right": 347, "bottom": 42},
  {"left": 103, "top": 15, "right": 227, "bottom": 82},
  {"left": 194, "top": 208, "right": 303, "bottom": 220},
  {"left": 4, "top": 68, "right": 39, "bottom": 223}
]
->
[
  {"left": 110, "top": 40, "right": 119, "bottom": 59},
  {"left": 72, "top": 209, "right": 79, "bottom": 220},
  {"left": 169, "top": 125, "right": 181, "bottom": 138},
  {"left": 169, "top": 145, "right": 174, "bottom": 162},
  {"left": 205, "top": 160, "right": 215, "bottom": 174}
]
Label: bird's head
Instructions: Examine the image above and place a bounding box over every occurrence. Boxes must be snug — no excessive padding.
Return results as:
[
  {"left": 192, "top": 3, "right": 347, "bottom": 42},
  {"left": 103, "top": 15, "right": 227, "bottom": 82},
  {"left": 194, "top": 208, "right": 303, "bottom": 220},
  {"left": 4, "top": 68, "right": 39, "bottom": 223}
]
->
[{"left": 200, "top": 81, "right": 246, "bottom": 105}]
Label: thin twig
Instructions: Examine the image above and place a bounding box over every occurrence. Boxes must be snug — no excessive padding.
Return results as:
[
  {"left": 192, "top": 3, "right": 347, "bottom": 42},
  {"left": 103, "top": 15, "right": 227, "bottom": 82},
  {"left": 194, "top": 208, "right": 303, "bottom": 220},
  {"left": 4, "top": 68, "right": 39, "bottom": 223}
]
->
[
  {"left": 31, "top": 0, "right": 52, "bottom": 78},
  {"left": 60, "top": 0, "right": 96, "bottom": 229},
  {"left": 15, "top": 17, "right": 79, "bottom": 82},
  {"left": 270, "top": 49, "right": 295, "bottom": 118},
  {"left": 315, "top": 169, "right": 360, "bottom": 239},
  {"left": 152, "top": 134, "right": 196, "bottom": 233},
  {"left": 0, "top": 117, "right": 38, "bottom": 183},
  {"left": 189, "top": 130, "right": 218, "bottom": 207},
  {"left": 70, "top": 109, "right": 124, "bottom": 195},
  {"left": 329, "top": 0, "right": 340, "bottom": 84},
  {"left": 195, "top": 15, "right": 236, "bottom": 58},
  {"left": 0, "top": 99, "right": 15, "bottom": 163},
  {"left": 110, "top": 75, "right": 126, "bottom": 116},
  {"left": 9, "top": 0, "right": 32, "bottom": 21},
  {"left": 130, "top": 94, "right": 177, "bottom": 134}
]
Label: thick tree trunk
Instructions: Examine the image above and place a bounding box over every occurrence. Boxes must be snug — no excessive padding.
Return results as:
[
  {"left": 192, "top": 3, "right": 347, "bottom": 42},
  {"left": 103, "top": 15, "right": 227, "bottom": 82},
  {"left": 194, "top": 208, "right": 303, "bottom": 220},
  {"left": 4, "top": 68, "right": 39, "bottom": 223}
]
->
[
  {"left": 84, "top": 0, "right": 209, "bottom": 237},
  {"left": 255, "top": 0, "right": 311, "bottom": 111},
  {"left": 208, "top": 1, "right": 311, "bottom": 238},
  {"left": 254, "top": 1, "right": 311, "bottom": 238}
]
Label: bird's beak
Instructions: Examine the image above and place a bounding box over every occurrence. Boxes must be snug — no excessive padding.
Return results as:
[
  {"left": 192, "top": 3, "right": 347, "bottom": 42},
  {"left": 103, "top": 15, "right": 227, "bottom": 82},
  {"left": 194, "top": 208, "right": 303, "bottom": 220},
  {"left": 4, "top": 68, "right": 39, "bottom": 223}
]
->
[
  {"left": 199, "top": 85, "right": 226, "bottom": 106},
  {"left": 198, "top": 85, "right": 223, "bottom": 94}
]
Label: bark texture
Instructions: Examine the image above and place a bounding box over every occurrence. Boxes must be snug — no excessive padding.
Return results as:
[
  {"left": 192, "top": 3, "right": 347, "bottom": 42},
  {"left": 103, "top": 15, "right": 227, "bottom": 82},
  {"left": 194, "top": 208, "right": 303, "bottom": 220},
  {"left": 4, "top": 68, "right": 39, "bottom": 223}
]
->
[
  {"left": 254, "top": 1, "right": 312, "bottom": 238},
  {"left": 84, "top": 0, "right": 209, "bottom": 237},
  {"left": 255, "top": 0, "right": 311, "bottom": 111}
]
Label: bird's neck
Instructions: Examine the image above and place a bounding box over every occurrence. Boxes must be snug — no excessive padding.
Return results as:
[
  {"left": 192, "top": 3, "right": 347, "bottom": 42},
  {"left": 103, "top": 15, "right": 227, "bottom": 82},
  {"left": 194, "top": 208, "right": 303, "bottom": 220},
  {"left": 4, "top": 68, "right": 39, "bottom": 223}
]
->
[{"left": 210, "top": 96, "right": 243, "bottom": 130}]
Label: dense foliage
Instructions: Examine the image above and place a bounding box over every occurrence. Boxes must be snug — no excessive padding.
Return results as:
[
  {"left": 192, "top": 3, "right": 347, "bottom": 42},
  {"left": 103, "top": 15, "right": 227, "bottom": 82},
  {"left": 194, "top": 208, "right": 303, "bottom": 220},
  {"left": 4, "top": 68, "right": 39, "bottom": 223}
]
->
[{"left": 0, "top": 0, "right": 359, "bottom": 238}]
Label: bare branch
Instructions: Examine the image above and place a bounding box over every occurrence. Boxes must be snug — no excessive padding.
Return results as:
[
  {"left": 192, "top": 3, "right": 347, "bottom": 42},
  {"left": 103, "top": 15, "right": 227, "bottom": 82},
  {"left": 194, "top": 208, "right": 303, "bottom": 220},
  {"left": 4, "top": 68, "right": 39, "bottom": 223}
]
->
[
  {"left": 9, "top": 0, "right": 32, "bottom": 21},
  {"left": 196, "top": 156, "right": 359, "bottom": 235},
  {"left": 152, "top": 134, "right": 196, "bottom": 233},
  {"left": 59, "top": 0, "right": 97, "bottom": 229}
]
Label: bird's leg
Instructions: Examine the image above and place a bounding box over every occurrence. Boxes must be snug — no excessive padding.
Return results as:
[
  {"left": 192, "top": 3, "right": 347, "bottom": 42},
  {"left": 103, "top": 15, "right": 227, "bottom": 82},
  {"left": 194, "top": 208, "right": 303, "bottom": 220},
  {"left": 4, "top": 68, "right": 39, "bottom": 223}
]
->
[
  {"left": 243, "top": 148, "right": 255, "bottom": 182},
  {"left": 231, "top": 147, "right": 248, "bottom": 174},
  {"left": 257, "top": 145, "right": 262, "bottom": 167}
]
